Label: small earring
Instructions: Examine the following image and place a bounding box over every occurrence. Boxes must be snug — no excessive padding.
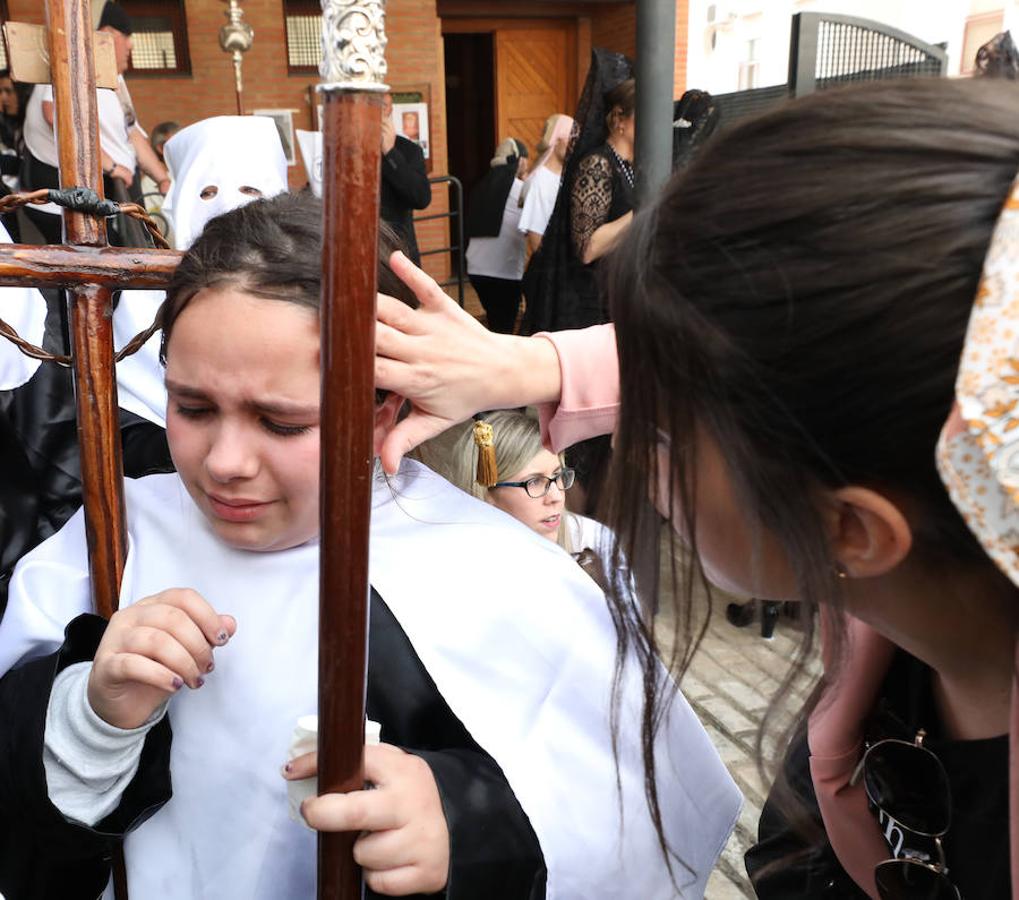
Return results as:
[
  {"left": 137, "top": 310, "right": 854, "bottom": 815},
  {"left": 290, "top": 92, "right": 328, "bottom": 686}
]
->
[{"left": 833, "top": 562, "right": 849, "bottom": 580}]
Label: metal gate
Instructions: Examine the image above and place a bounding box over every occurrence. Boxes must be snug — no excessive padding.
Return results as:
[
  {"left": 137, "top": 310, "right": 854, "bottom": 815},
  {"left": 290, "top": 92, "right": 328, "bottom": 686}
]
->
[{"left": 714, "top": 12, "right": 948, "bottom": 128}]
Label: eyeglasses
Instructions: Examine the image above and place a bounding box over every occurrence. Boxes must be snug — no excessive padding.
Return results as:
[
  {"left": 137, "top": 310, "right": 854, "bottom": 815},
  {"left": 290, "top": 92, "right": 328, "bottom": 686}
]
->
[
  {"left": 852, "top": 730, "right": 960, "bottom": 900},
  {"left": 493, "top": 468, "right": 575, "bottom": 499}
]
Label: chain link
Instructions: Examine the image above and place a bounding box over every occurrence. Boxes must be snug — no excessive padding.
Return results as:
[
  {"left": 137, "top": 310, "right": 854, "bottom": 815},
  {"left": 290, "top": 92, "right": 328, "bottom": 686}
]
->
[
  {"left": 0, "top": 186, "right": 170, "bottom": 368},
  {"left": 0, "top": 187, "right": 170, "bottom": 249},
  {"left": 0, "top": 308, "right": 163, "bottom": 369}
]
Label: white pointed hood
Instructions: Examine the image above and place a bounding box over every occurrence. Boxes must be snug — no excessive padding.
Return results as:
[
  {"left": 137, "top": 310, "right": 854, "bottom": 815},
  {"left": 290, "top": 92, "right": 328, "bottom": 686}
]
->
[
  {"left": 115, "top": 116, "right": 289, "bottom": 426},
  {"left": 162, "top": 116, "right": 289, "bottom": 251}
]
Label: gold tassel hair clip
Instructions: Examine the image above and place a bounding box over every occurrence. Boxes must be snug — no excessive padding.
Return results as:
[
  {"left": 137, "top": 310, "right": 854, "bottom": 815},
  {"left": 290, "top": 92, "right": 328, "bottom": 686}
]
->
[{"left": 473, "top": 415, "right": 499, "bottom": 487}]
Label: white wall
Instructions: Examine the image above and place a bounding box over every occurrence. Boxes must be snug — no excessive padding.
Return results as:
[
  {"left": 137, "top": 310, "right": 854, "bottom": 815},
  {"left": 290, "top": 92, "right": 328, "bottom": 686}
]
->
[{"left": 686, "top": 0, "right": 1017, "bottom": 94}]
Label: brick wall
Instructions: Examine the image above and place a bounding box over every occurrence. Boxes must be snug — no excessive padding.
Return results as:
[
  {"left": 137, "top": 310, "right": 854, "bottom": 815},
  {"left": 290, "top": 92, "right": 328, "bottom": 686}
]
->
[
  {"left": 12, "top": 0, "right": 451, "bottom": 279},
  {"left": 588, "top": 2, "right": 690, "bottom": 96},
  {"left": 674, "top": 0, "right": 689, "bottom": 96},
  {"left": 590, "top": 3, "right": 636, "bottom": 60}
]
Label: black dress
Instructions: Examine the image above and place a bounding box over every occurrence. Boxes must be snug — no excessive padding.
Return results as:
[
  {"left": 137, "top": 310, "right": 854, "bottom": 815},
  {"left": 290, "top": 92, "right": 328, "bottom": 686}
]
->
[
  {"left": 746, "top": 652, "right": 1010, "bottom": 899},
  {"left": 564, "top": 143, "right": 635, "bottom": 325},
  {"left": 521, "top": 144, "right": 634, "bottom": 335}
]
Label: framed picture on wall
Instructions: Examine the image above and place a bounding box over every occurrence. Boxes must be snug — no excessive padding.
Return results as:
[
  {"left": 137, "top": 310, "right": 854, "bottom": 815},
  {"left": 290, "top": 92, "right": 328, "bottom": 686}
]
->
[
  {"left": 390, "top": 83, "right": 432, "bottom": 173},
  {"left": 253, "top": 108, "right": 297, "bottom": 166}
]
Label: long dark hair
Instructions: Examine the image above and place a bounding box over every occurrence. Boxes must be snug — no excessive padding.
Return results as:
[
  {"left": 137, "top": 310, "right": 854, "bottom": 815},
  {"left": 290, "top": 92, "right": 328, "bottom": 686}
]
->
[
  {"left": 601, "top": 77, "right": 1019, "bottom": 861},
  {"left": 160, "top": 191, "right": 414, "bottom": 361}
]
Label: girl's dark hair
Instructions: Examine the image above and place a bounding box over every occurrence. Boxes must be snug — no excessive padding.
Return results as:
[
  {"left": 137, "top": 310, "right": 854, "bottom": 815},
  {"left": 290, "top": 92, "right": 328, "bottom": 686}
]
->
[
  {"left": 605, "top": 78, "right": 635, "bottom": 132},
  {"left": 601, "top": 77, "right": 1019, "bottom": 869},
  {"left": 159, "top": 191, "right": 415, "bottom": 363}
]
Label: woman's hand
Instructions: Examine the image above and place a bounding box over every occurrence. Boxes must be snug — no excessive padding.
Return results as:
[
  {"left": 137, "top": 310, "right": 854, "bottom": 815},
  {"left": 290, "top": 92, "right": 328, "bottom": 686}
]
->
[
  {"left": 87, "top": 588, "right": 236, "bottom": 730},
  {"left": 285, "top": 743, "right": 449, "bottom": 895},
  {"left": 375, "top": 251, "right": 562, "bottom": 473}
]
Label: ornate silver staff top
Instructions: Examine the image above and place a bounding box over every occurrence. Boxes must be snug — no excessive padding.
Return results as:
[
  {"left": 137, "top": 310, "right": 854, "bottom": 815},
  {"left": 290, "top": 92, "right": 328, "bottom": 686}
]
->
[
  {"left": 319, "top": 0, "right": 390, "bottom": 93},
  {"left": 219, "top": 0, "right": 254, "bottom": 98}
]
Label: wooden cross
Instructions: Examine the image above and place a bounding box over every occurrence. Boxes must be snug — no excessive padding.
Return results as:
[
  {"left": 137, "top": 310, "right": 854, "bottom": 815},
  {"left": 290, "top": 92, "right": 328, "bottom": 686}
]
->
[{"left": 0, "top": 2, "right": 385, "bottom": 899}]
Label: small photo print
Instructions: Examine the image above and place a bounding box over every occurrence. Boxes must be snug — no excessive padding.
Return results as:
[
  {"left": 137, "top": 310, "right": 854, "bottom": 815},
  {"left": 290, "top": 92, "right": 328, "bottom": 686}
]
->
[{"left": 392, "top": 101, "right": 429, "bottom": 159}]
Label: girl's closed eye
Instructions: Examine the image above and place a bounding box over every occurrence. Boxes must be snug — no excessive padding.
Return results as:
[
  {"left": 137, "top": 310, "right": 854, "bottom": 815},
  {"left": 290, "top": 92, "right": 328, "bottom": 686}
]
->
[
  {"left": 260, "top": 418, "right": 313, "bottom": 437},
  {"left": 176, "top": 404, "right": 212, "bottom": 419}
]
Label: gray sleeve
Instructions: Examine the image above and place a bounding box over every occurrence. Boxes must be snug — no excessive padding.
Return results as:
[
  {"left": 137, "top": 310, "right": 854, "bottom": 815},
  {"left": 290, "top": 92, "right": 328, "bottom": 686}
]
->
[{"left": 44, "top": 661, "right": 168, "bottom": 826}]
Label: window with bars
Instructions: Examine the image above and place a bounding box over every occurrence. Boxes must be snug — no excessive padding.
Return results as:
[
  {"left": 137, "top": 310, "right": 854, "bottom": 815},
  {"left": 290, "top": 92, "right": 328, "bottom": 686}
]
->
[
  {"left": 284, "top": 0, "right": 323, "bottom": 73},
  {"left": 120, "top": 0, "right": 191, "bottom": 75}
]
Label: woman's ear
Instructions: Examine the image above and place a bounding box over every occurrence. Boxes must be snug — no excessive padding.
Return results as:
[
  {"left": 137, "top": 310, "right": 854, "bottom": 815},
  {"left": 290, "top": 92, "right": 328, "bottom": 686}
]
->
[
  {"left": 373, "top": 393, "right": 404, "bottom": 458},
  {"left": 827, "top": 487, "right": 913, "bottom": 578}
]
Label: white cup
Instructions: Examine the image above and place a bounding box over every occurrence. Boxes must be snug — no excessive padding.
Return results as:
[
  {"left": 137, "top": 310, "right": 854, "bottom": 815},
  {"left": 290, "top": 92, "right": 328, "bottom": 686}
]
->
[{"left": 287, "top": 716, "right": 382, "bottom": 827}]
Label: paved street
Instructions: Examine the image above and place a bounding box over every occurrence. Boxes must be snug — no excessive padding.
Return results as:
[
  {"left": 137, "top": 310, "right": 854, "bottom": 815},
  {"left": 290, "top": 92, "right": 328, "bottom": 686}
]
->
[{"left": 658, "top": 587, "right": 821, "bottom": 899}]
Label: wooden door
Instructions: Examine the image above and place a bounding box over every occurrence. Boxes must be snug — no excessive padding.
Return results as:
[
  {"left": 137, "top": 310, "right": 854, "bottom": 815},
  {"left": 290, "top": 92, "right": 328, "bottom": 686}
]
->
[{"left": 494, "top": 23, "right": 575, "bottom": 161}]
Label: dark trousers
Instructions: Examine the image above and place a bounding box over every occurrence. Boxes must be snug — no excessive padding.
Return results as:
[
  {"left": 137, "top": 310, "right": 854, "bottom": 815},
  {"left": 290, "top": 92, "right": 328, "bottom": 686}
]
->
[
  {"left": 21, "top": 151, "right": 138, "bottom": 247},
  {"left": 468, "top": 274, "right": 522, "bottom": 334}
]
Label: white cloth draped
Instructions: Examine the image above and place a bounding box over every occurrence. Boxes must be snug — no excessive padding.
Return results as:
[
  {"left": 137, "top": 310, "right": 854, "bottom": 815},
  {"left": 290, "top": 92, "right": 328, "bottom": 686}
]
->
[
  {"left": 0, "top": 462, "right": 740, "bottom": 899},
  {"left": 0, "top": 221, "right": 48, "bottom": 390}
]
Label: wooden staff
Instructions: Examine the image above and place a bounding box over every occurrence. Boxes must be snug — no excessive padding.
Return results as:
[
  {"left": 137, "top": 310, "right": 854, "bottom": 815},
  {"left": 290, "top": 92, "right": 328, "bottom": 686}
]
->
[{"left": 316, "top": 2, "right": 388, "bottom": 898}]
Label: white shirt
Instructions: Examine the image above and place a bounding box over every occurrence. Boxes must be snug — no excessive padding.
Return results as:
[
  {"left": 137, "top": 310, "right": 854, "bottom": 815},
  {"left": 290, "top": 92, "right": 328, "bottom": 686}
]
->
[
  {"left": 519, "top": 165, "right": 562, "bottom": 237},
  {"left": 465, "top": 177, "right": 526, "bottom": 281},
  {"left": 24, "top": 79, "right": 137, "bottom": 216},
  {"left": 25, "top": 80, "right": 136, "bottom": 172}
]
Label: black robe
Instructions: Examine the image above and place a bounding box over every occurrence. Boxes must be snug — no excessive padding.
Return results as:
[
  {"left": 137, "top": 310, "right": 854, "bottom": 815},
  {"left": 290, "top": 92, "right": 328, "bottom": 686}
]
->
[{"left": 380, "top": 136, "right": 431, "bottom": 267}]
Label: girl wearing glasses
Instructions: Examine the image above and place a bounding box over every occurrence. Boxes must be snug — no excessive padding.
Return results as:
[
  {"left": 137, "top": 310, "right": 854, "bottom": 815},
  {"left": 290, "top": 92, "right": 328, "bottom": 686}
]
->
[
  {"left": 375, "top": 78, "right": 1019, "bottom": 900},
  {"left": 431, "top": 410, "right": 610, "bottom": 556}
]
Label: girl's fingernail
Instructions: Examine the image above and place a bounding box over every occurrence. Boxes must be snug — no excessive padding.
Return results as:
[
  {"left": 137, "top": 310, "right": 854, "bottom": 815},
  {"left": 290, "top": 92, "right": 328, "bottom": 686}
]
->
[
  {"left": 282, "top": 762, "right": 293, "bottom": 775},
  {"left": 216, "top": 630, "right": 229, "bottom": 645},
  {"left": 195, "top": 677, "right": 205, "bottom": 688},
  {"left": 171, "top": 676, "right": 184, "bottom": 691},
  {"left": 206, "top": 660, "right": 215, "bottom": 673}
]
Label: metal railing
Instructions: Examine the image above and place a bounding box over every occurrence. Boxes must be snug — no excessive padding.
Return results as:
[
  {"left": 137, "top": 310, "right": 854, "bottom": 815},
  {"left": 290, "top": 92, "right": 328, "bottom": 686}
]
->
[
  {"left": 714, "top": 12, "right": 947, "bottom": 129},
  {"left": 414, "top": 174, "right": 465, "bottom": 307}
]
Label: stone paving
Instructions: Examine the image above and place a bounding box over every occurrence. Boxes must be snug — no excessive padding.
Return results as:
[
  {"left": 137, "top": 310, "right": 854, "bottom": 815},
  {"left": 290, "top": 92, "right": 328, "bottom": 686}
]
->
[{"left": 658, "top": 590, "right": 821, "bottom": 899}]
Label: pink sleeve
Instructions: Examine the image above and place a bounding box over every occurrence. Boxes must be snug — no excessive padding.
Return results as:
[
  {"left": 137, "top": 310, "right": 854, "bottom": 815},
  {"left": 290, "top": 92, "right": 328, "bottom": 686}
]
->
[{"left": 535, "top": 324, "right": 620, "bottom": 452}]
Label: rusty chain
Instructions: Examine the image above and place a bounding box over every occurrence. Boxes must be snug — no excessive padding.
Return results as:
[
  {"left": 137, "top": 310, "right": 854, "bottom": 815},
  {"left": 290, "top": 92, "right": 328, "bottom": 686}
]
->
[
  {"left": 0, "top": 185, "right": 169, "bottom": 367},
  {"left": 0, "top": 187, "right": 170, "bottom": 250},
  {"left": 0, "top": 306, "right": 163, "bottom": 369}
]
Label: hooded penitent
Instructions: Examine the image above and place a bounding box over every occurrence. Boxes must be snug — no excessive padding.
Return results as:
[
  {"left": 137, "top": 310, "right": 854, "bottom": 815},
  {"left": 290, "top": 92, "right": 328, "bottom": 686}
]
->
[{"left": 114, "top": 116, "right": 288, "bottom": 427}]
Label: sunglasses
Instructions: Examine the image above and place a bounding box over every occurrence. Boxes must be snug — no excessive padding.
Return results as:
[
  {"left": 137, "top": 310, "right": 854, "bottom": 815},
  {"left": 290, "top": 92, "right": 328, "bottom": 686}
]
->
[{"left": 852, "top": 729, "right": 960, "bottom": 900}]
